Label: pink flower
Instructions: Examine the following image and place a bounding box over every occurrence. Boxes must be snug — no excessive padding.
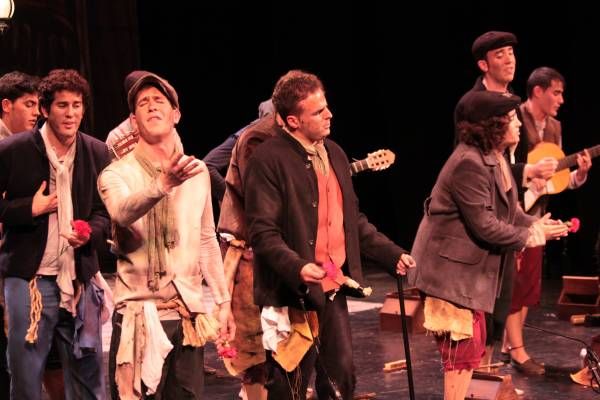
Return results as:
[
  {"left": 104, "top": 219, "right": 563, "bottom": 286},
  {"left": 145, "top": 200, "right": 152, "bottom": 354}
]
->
[
  {"left": 322, "top": 261, "right": 338, "bottom": 280},
  {"left": 71, "top": 220, "right": 92, "bottom": 239},
  {"left": 568, "top": 217, "right": 581, "bottom": 233},
  {"left": 218, "top": 345, "right": 238, "bottom": 359}
]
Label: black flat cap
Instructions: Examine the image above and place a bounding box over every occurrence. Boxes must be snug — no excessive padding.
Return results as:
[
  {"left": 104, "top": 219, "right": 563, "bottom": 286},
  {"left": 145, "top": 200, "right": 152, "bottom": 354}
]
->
[
  {"left": 460, "top": 91, "right": 521, "bottom": 123},
  {"left": 472, "top": 31, "right": 518, "bottom": 60}
]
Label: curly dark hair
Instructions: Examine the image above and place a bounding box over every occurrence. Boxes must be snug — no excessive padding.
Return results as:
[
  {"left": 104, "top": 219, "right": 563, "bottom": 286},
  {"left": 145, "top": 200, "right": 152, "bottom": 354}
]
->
[
  {"left": 38, "top": 69, "right": 90, "bottom": 112},
  {"left": 457, "top": 115, "right": 510, "bottom": 154},
  {"left": 272, "top": 70, "right": 324, "bottom": 123}
]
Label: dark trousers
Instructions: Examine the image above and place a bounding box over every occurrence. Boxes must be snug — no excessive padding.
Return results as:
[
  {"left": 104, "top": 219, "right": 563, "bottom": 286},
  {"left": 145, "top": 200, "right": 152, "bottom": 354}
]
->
[
  {"left": 109, "top": 311, "right": 205, "bottom": 400},
  {"left": 265, "top": 293, "right": 356, "bottom": 400}
]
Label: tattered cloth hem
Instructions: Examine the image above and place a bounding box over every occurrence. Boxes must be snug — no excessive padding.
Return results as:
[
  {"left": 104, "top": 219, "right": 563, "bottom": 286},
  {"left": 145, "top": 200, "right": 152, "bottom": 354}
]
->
[{"left": 423, "top": 296, "right": 473, "bottom": 341}]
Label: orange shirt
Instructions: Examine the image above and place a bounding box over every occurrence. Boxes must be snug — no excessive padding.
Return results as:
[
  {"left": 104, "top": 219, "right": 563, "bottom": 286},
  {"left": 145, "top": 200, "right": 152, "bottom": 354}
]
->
[{"left": 314, "top": 167, "right": 346, "bottom": 292}]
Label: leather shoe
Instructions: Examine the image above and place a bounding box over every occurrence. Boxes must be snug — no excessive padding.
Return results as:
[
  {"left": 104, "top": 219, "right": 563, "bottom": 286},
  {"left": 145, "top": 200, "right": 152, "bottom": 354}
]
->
[{"left": 511, "top": 358, "right": 545, "bottom": 375}]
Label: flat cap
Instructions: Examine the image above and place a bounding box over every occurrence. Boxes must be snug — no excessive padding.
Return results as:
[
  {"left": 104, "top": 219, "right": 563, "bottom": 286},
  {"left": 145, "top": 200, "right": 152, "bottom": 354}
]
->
[
  {"left": 126, "top": 71, "right": 179, "bottom": 112},
  {"left": 472, "top": 31, "right": 517, "bottom": 60},
  {"left": 460, "top": 90, "right": 521, "bottom": 123}
]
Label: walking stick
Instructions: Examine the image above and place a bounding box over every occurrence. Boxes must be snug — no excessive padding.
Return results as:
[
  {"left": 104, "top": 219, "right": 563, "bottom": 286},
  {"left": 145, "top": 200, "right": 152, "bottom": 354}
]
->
[{"left": 396, "top": 274, "right": 416, "bottom": 400}]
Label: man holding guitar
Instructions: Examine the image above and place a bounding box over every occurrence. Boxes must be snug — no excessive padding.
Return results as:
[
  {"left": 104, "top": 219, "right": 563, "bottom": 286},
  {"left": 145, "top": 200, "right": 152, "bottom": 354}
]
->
[{"left": 502, "top": 67, "right": 593, "bottom": 375}]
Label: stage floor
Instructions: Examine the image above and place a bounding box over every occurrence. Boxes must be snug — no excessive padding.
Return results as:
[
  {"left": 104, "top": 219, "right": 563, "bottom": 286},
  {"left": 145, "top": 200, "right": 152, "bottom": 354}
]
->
[{"left": 200, "top": 270, "right": 600, "bottom": 400}]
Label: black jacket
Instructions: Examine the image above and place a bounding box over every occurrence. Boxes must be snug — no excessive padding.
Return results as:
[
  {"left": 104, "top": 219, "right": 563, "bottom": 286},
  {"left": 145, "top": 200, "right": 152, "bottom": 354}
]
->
[
  {"left": 0, "top": 125, "right": 110, "bottom": 281},
  {"left": 244, "top": 131, "right": 406, "bottom": 309}
]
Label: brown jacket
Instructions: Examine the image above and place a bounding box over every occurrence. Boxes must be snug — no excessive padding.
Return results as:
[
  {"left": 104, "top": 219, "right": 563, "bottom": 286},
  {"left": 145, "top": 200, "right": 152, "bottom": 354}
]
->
[
  {"left": 410, "top": 143, "right": 535, "bottom": 313},
  {"left": 218, "top": 114, "right": 279, "bottom": 239}
]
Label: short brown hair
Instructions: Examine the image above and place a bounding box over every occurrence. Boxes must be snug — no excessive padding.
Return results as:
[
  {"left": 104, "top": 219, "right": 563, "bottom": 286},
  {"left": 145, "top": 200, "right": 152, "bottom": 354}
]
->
[
  {"left": 38, "top": 69, "right": 90, "bottom": 112},
  {"left": 272, "top": 70, "right": 324, "bottom": 121}
]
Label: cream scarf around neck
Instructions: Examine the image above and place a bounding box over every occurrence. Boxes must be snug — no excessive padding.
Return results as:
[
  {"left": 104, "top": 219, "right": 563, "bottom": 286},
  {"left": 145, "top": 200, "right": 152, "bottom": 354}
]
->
[{"left": 40, "top": 123, "right": 78, "bottom": 314}]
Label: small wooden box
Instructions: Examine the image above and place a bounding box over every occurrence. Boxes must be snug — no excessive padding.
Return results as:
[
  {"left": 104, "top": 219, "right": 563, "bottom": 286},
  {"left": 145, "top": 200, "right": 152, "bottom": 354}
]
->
[
  {"left": 379, "top": 288, "right": 425, "bottom": 334},
  {"left": 466, "top": 372, "right": 518, "bottom": 400},
  {"left": 557, "top": 276, "right": 600, "bottom": 320}
]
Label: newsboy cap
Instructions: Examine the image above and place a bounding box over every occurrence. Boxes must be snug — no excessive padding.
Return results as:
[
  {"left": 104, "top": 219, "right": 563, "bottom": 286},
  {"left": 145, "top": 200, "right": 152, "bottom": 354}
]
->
[
  {"left": 460, "top": 90, "right": 521, "bottom": 123},
  {"left": 471, "top": 31, "right": 518, "bottom": 60},
  {"left": 126, "top": 71, "right": 179, "bottom": 112}
]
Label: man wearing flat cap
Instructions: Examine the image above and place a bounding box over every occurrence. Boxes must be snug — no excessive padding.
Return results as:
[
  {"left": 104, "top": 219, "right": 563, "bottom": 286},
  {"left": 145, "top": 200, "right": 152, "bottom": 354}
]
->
[
  {"left": 412, "top": 89, "right": 568, "bottom": 399},
  {"left": 453, "top": 31, "right": 558, "bottom": 362},
  {"left": 98, "top": 71, "right": 235, "bottom": 399},
  {"left": 105, "top": 70, "right": 183, "bottom": 161}
]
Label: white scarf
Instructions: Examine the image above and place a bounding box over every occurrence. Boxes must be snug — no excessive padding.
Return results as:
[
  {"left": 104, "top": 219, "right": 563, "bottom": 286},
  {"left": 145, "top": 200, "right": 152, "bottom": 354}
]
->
[{"left": 41, "top": 124, "right": 78, "bottom": 314}]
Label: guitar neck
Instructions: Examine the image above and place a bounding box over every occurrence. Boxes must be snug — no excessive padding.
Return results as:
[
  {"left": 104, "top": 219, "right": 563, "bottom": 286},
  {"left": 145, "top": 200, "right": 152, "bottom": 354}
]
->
[
  {"left": 350, "top": 159, "right": 369, "bottom": 175},
  {"left": 557, "top": 144, "right": 600, "bottom": 171}
]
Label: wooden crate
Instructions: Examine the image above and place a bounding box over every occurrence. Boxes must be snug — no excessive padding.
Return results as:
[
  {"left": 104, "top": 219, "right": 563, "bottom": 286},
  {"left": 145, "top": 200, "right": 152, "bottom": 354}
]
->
[
  {"left": 557, "top": 276, "right": 600, "bottom": 320},
  {"left": 379, "top": 288, "right": 425, "bottom": 334}
]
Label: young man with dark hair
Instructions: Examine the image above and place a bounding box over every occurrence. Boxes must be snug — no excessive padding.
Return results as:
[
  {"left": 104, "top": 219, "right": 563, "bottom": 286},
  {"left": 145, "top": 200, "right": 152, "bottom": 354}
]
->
[
  {"left": 0, "top": 69, "right": 111, "bottom": 399},
  {"left": 99, "top": 71, "right": 234, "bottom": 399}
]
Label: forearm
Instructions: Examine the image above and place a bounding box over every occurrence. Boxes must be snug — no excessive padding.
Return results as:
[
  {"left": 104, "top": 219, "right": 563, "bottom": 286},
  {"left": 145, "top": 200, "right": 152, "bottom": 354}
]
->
[{"left": 98, "top": 171, "right": 165, "bottom": 227}]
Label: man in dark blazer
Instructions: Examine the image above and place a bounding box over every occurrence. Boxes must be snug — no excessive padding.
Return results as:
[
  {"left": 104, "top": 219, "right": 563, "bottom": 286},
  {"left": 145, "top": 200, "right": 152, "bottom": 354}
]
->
[
  {"left": 244, "top": 70, "right": 415, "bottom": 400},
  {"left": 0, "top": 69, "right": 110, "bottom": 400}
]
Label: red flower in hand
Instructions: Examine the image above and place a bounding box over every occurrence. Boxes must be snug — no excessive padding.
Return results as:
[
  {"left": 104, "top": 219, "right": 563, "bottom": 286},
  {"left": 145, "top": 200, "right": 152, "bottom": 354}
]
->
[
  {"left": 71, "top": 220, "right": 92, "bottom": 239},
  {"left": 323, "top": 261, "right": 338, "bottom": 280},
  {"left": 567, "top": 217, "right": 581, "bottom": 233},
  {"left": 218, "top": 344, "right": 238, "bottom": 359}
]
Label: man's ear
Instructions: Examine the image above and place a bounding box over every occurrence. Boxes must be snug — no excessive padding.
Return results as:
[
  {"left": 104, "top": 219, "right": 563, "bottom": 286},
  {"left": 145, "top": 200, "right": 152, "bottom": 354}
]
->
[
  {"left": 40, "top": 105, "right": 49, "bottom": 118},
  {"left": 129, "top": 113, "right": 138, "bottom": 132},
  {"left": 286, "top": 114, "right": 300, "bottom": 130},
  {"left": 532, "top": 85, "right": 544, "bottom": 98},
  {"left": 477, "top": 59, "right": 489, "bottom": 74},
  {"left": 173, "top": 108, "right": 181, "bottom": 124},
  {"left": 1, "top": 98, "right": 12, "bottom": 114}
]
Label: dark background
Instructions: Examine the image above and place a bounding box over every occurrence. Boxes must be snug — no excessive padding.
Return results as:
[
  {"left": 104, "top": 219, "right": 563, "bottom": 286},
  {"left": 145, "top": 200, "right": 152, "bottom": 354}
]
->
[{"left": 1, "top": 1, "right": 598, "bottom": 275}]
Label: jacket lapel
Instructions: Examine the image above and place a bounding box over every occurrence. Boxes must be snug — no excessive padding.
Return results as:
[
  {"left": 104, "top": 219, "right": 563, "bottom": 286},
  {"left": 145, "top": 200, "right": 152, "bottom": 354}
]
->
[{"left": 482, "top": 152, "right": 509, "bottom": 207}]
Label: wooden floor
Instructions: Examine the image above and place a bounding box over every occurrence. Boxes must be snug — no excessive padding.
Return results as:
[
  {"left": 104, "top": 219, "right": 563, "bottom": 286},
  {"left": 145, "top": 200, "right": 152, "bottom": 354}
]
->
[{"left": 201, "top": 270, "right": 600, "bottom": 400}]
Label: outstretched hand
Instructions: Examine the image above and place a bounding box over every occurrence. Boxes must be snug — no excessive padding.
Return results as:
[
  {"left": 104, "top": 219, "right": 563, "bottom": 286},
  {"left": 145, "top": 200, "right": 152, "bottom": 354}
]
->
[{"left": 158, "top": 152, "right": 204, "bottom": 192}]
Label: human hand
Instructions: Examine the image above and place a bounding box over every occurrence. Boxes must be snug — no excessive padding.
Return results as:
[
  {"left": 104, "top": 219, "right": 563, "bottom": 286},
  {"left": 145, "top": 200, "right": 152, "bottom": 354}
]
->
[
  {"left": 61, "top": 221, "right": 91, "bottom": 249},
  {"left": 529, "top": 157, "right": 558, "bottom": 180},
  {"left": 575, "top": 149, "right": 592, "bottom": 181},
  {"left": 216, "top": 301, "right": 235, "bottom": 343},
  {"left": 396, "top": 253, "right": 416, "bottom": 275},
  {"left": 158, "top": 152, "right": 203, "bottom": 192},
  {"left": 537, "top": 213, "right": 569, "bottom": 240},
  {"left": 31, "top": 181, "right": 58, "bottom": 217},
  {"left": 300, "top": 263, "right": 326, "bottom": 283}
]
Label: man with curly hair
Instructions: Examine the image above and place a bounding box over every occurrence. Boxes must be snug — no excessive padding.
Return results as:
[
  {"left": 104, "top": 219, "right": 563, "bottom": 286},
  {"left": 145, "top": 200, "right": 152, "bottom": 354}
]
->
[{"left": 0, "top": 69, "right": 111, "bottom": 399}]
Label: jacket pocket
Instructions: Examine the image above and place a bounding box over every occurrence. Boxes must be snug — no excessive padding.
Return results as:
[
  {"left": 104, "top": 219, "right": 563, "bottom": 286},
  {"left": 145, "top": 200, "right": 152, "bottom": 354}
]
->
[{"left": 438, "top": 236, "right": 486, "bottom": 265}]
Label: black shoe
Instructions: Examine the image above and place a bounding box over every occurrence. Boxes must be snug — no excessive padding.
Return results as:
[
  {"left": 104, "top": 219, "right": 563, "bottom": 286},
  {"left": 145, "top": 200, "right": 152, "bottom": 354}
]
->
[
  {"left": 499, "top": 352, "right": 510, "bottom": 364},
  {"left": 511, "top": 358, "right": 545, "bottom": 375}
]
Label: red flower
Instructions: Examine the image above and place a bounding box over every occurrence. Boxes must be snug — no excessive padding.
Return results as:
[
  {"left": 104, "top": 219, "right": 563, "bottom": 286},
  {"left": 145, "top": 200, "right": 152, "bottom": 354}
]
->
[
  {"left": 568, "top": 217, "right": 581, "bottom": 233},
  {"left": 218, "top": 345, "right": 238, "bottom": 359},
  {"left": 323, "top": 261, "right": 338, "bottom": 280},
  {"left": 71, "top": 219, "right": 92, "bottom": 239}
]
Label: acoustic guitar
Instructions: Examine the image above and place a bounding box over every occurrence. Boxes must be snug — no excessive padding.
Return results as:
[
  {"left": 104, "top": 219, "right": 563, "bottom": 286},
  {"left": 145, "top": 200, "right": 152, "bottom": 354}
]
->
[
  {"left": 109, "top": 130, "right": 397, "bottom": 175},
  {"left": 524, "top": 142, "right": 599, "bottom": 211},
  {"left": 350, "top": 149, "right": 396, "bottom": 174},
  {"left": 108, "top": 130, "right": 139, "bottom": 160}
]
